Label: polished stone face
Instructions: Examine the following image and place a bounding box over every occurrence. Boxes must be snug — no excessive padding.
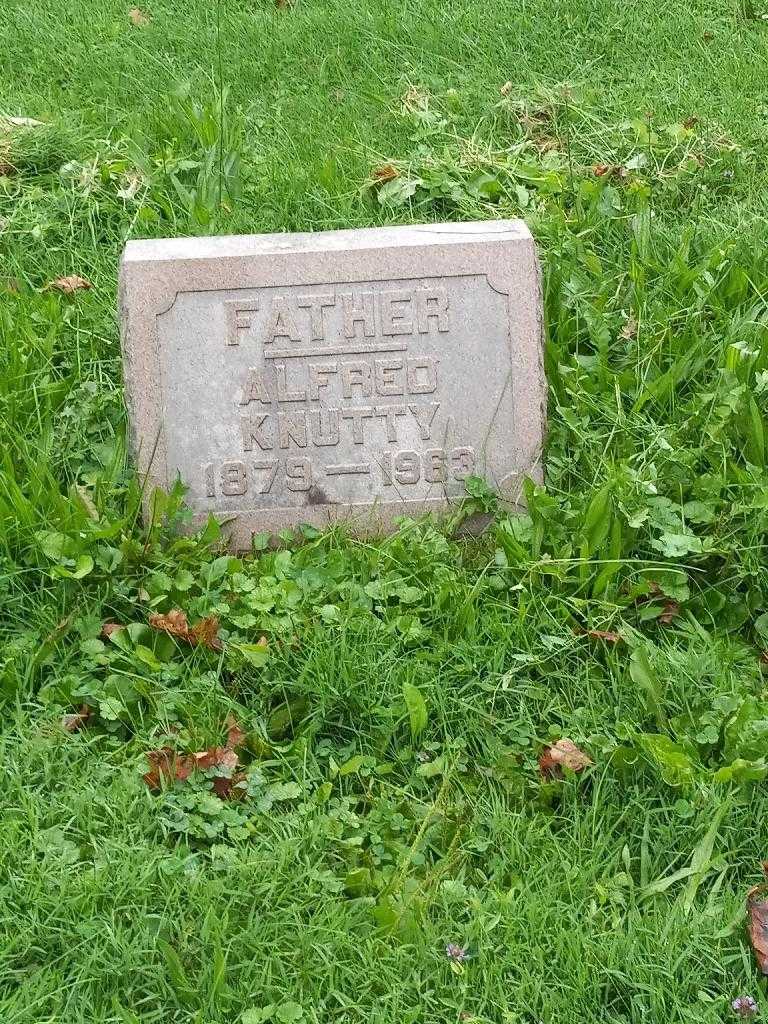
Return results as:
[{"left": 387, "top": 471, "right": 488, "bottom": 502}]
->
[{"left": 119, "top": 220, "right": 545, "bottom": 546}]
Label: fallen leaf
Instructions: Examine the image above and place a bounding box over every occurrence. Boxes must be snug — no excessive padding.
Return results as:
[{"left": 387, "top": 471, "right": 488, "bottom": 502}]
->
[
  {"left": 574, "top": 625, "right": 622, "bottom": 643},
  {"left": 101, "top": 621, "right": 124, "bottom": 638},
  {"left": 401, "top": 84, "right": 429, "bottom": 114},
  {"left": 46, "top": 275, "right": 91, "bottom": 294},
  {"left": 538, "top": 738, "right": 593, "bottom": 779},
  {"left": 62, "top": 705, "right": 92, "bottom": 732},
  {"left": 149, "top": 609, "right": 222, "bottom": 651},
  {"left": 587, "top": 628, "right": 622, "bottom": 643},
  {"left": 191, "top": 615, "right": 223, "bottom": 651},
  {"left": 372, "top": 164, "right": 399, "bottom": 184},
  {"left": 595, "top": 163, "right": 627, "bottom": 180},
  {"left": 143, "top": 743, "right": 244, "bottom": 796},
  {"left": 142, "top": 748, "right": 189, "bottom": 789},
  {"left": 116, "top": 170, "right": 143, "bottom": 200},
  {"left": 75, "top": 484, "right": 99, "bottom": 521},
  {"left": 748, "top": 882, "right": 768, "bottom": 974},
  {"left": 149, "top": 608, "right": 192, "bottom": 638},
  {"left": 128, "top": 7, "right": 150, "bottom": 25},
  {"left": 620, "top": 317, "right": 638, "bottom": 341},
  {"left": 658, "top": 599, "right": 680, "bottom": 625},
  {"left": 2, "top": 116, "right": 44, "bottom": 128},
  {"left": 193, "top": 746, "right": 238, "bottom": 772},
  {"left": 225, "top": 713, "right": 246, "bottom": 750}
]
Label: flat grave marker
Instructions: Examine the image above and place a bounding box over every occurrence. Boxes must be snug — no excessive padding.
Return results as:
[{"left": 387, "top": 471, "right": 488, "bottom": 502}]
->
[{"left": 119, "top": 220, "right": 545, "bottom": 546}]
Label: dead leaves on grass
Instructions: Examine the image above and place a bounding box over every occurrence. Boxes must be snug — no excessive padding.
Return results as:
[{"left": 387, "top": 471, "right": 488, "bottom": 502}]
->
[
  {"left": 128, "top": 7, "right": 150, "bottom": 26},
  {"left": 143, "top": 713, "right": 247, "bottom": 798},
  {"left": 748, "top": 867, "right": 768, "bottom": 975},
  {"left": 148, "top": 608, "right": 223, "bottom": 652},
  {"left": 538, "top": 738, "right": 593, "bottom": 779},
  {"left": 582, "top": 627, "right": 622, "bottom": 644},
  {"left": 101, "top": 608, "right": 223, "bottom": 651},
  {"left": 46, "top": 275, "right": 92, "bottom": 294},
  {"left": 371, "top": 164, "right": 399, "bottom": 184},
  {"left": 593, "top": 163, "right": 628, "bottom": 179},
  {"left": 61, "top": 705, "right": 92, "bottom": 732}
]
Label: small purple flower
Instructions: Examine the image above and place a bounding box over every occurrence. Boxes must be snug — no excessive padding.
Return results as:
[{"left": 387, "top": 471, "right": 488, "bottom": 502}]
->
[
  {"left": 732, "top": 996, "right": 759, "bottom": 1019},
  {"left": 445, "top": 943, "right": 469, "bottom": 964}
]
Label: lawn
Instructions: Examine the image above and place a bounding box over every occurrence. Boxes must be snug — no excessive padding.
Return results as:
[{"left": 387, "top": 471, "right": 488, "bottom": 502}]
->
[{"left": 3, "top": 1, "right": 768, "bottom": 1022}]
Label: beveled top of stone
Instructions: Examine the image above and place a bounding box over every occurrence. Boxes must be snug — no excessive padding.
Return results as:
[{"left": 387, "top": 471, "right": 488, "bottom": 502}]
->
[{"left": 122, "top": 220, "right": 532, "bottom": 262}]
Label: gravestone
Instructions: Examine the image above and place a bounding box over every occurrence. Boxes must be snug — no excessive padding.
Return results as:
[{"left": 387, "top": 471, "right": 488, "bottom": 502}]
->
[{"left": 119, "top": 220, "right": 545, "bottom": 547}]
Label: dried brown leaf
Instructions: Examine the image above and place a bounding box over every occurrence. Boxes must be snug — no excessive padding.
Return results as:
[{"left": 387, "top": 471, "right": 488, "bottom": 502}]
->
[
  {"left": 143, "top": 744, "right": 241, "bottom": 795},
  {"left": 190, "top": 615, "right": 223, "bottom": 651},
  {"left": 586, "top": 628, "right": 622, "bottom": 643},
  {"left": 212, "top": 771, "right": 247, "bottom": 798},
  {"left": 143, "top": 748, "right": 181, "bottom": 789},
  {"left": 593, "top": 163, "right": 627, "bottom": 180},
  {"left": 658, "top": 599, "right": 680, "bottom": 625},
  {"left": 620, "top": 317, "right": 638, "bottom": 341},
  {"left": 101, "top": 622, "right": 124, "bottom": 638},
  {"left": 149, "top": 609, "right": 222, "bottom": 651},
  {"left": 62, "top": 705, "right": 92, "bottom": 732},
  {"left": 47, "top": 275, "right": 91, "bottom": 294},
  {"left": 748, "top": 884, "right": 768, "bottom": 975},
  {"left": 372, "top": 164, "right": 399, "bottom": 184},
  {"left": 2, "top": 116, "right": 44, "bottom": 128},
  {"left": 225, "top": 713, "right": 247, "bottom": 750},
  {"left": 128, "top": 7, "right": 150, "bottom": 25},
  {"left": 149, "top": 608, "right": 190, "bottom": 637},
  {"left": 539, "top": 738, "right": 593, "bottom": 779}
]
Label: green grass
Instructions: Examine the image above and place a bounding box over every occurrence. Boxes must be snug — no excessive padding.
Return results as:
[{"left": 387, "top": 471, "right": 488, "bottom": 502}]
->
[{"left": 3, "top": 0, "right": 768, "bottom": 1021}]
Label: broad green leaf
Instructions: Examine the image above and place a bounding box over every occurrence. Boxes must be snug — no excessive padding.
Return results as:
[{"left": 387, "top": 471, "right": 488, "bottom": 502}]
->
[
  {"left": 54, "top": 554, "right": 94, "bottom": 579},
  {"left": 630, "top": 649, "right": 667, "bottom": 729},
  {"left": 236, "top": 643, "right": 270, "bottom": 668},
  {"left": 174, "top": 569, "right": 195, "bottom": 591},
  {"left": 157, "top": 940, "right": 196, "bottom": 1006},
  {"left": 681, "top": 801, "right": 728, "bottom": 913},
  {"left": 37, "top": 530, "right": 69, "bottom": 562},
  {"left": 402, "top": 681, "right": 428, "bottom": 740},
  {"left": 98, "top": 697, "right": 126, "bottom": 721},
  {"left": 637, "top": 733, "right": 694, "bottom": 785},
  {"left": 339, "top": 754, "right": 366, "bottom": 776},
  {"left": 275, "top": 1002, "right": 304, "bottom": 1023},
  {"left": 582, "top": 483, "right": 612, "bottom": 554}
]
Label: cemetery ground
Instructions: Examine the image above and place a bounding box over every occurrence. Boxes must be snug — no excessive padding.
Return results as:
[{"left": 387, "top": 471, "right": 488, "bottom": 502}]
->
[{"left": 4, "top": 1, "right": 768, "bottom": 1022}]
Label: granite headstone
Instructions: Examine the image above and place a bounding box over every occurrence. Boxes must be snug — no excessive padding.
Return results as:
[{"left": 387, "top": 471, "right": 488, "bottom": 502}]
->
[{"left": 119, "top": 220, "right": 545, "bottom": 546}]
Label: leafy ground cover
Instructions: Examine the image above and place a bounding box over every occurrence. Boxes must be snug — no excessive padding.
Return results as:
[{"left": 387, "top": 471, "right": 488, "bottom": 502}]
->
[{"left": 3, "top": 1, "right": 768, "bottom": 1021}]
